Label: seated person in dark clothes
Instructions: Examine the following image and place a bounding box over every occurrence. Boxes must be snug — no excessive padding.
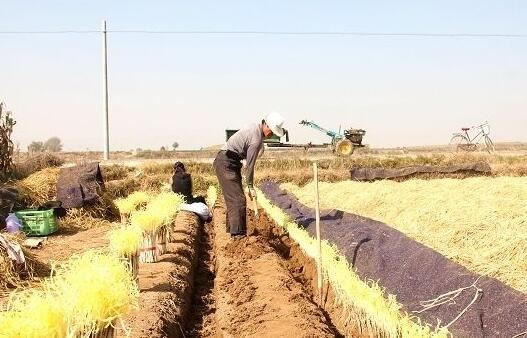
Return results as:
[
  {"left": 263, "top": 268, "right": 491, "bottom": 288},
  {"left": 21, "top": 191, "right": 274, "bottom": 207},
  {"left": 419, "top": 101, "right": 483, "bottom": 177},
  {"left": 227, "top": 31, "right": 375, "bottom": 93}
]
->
[{"left": 171, "top": 162, "right": 206, "bottom": 204}]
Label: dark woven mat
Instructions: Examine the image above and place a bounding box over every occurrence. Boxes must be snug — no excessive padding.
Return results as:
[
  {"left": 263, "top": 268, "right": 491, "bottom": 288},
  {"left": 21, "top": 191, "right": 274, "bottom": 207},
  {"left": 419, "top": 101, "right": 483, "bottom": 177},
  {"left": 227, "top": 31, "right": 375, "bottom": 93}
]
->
[
  {"left": 351, "top": 162, "right": 491, "bottom": 181},
  {"left": 260, "top": 181, "right": 527, "bottom": 338},
  {"left": 57, "top": 163, "right": 104, "bottom": 208}
]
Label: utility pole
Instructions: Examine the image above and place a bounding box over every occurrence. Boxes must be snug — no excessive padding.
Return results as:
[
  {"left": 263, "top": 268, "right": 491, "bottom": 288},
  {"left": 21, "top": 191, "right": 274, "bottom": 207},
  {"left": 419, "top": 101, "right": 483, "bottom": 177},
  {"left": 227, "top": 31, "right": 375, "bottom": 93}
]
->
[{"left": 102, "top": 20, "right": 110, "bottom": 160}]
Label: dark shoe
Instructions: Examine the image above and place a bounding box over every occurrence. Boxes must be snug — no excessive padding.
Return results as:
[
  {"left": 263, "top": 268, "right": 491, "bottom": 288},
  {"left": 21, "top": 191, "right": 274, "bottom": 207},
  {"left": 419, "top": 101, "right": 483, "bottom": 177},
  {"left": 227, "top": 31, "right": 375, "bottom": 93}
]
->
[{"left": 230, "top": 233, "right": 246, "bottom": 240}]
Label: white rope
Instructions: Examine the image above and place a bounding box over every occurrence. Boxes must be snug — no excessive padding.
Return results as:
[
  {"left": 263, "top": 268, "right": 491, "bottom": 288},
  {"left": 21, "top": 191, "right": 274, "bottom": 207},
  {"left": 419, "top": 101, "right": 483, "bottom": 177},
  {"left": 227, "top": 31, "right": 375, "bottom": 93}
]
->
[
  {"left": 511, "top": 332, "right": 527, "bottom": 338},
  {"left": 413, "top": 276, "right": 483, "bottom": 328}
]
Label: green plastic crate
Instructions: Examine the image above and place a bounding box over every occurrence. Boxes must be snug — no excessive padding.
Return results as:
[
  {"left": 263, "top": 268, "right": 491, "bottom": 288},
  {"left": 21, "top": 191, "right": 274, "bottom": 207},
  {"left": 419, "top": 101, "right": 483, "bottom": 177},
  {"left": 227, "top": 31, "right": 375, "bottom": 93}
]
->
[{"left": 14, "top": 209, "right": 59, "bottom": 236}]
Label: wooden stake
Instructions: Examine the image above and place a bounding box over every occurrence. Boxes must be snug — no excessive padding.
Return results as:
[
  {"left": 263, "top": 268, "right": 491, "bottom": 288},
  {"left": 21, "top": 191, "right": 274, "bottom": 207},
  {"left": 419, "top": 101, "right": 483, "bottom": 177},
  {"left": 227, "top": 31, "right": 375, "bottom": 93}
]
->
[{"left": 313, "top": 162, "right": 323, "bottom": 305}]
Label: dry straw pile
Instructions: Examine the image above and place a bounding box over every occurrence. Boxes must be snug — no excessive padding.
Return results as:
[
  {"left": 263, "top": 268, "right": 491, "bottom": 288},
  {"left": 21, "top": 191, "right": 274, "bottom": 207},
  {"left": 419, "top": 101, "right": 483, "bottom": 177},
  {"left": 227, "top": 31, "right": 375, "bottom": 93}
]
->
[
  {"left": 14, "top": 167, "right": 60, "bottom": 207},
  {"left": 283, "top": 176, "right": 527, "bottom": 293}
]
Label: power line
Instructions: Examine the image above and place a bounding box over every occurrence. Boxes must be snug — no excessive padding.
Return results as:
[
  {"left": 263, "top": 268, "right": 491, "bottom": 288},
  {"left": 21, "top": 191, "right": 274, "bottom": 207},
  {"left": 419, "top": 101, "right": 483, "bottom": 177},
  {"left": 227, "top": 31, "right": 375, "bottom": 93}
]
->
[
  {"left": 0, "top": 30, "right": 99, "bottom": 34},
  {"left": 111, "top": 31, "right": 527, "bottom": 38},
  {"left": 0, "top": 30, "right": 526, "bottom": 38}
]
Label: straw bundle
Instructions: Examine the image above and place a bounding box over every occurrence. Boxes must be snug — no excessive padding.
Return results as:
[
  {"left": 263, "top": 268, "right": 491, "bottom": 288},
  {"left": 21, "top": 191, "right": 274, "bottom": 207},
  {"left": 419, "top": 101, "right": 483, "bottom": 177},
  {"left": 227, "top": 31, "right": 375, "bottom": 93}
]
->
[
  {"left": 0, "top": 288, "right": 67, "bottom": 338},
  {"left": 155, "top": 227, "right": 168, "bottom": 254},
  {"left": 130, "top": 210, "right": 163, "bottom": 262},
  {"left": 60, "top": 210, "right": 112, "bottom": 230},
  {"left": 114, "top": 191, "right": 151, "bottom": 222},
  {"left": 283, "top": 176, "right": 527, "bottom": 293},
  {"left": 14, "top": 167, "right": 60, "bottom": 207},
  {"left": 91, "top": 192, "right": 120, "bottom": 220},
  {"left": 192, "top": 174, "right": 219, "bottom": 193},
  {"left": 130, "top": 209, "right": 164, "bottom": 232},
  {"left": 127, "top": 191, "right": 184, "bottom": 260},
  {"left": 257, "top": 188, "right": 449, "bottom": 338},
  {"left": 146, "top": 191, "right": 184, "bottom": 219},
  {"left": 138, "top": 230, "right": 158, "bottom": 263},
  {"left": 108, "top": 224, "right": 142, "bottom": 280},
  {"left": 13, "top": 153, "right": 64, "bottom": 178},
  {"left": 53, "top": 250, "right": 139, "bottom": 337},
  {"left": 145, "top": 192, "right": 184, "bottom": 253},
  {"left": 0, "top": 250, "right": 139, "bottom": 338}
]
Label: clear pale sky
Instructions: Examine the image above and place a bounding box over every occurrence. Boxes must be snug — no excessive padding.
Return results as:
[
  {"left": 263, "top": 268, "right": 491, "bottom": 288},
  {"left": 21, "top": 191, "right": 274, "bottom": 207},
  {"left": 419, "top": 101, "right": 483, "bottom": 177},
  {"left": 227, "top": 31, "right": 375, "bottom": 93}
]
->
[{"left": 1, "top": 1, "right": 526, "bottom": 151}]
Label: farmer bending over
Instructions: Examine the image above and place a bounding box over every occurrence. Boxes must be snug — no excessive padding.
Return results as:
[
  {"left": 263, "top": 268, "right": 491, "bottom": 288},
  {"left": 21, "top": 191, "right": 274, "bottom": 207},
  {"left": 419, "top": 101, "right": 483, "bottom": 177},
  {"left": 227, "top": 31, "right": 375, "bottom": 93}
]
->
[
  {"left": 171, "top": 161, "right": 205, "bottom": 204},
  {"left": 213, "top": 112, "right": 286, "bottom": 239}
]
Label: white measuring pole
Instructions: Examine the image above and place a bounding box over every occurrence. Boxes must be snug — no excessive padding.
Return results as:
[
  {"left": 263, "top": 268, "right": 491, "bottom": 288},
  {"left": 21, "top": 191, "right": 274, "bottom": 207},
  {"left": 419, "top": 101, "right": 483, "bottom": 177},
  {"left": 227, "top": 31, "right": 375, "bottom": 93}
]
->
[
  {"left": 102, "top": 20, "right": 110, "bottom": 160},
  {"left": 313, "top": 162, "right": 323, "bottom": 305}
]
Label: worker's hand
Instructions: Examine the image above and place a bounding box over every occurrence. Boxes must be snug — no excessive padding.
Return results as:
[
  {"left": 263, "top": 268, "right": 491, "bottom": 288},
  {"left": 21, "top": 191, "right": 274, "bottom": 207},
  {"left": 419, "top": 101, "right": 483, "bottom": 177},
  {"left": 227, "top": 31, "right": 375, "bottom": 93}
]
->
[{"left": 248, "top": 187, "right": 256, "bottom": 201}]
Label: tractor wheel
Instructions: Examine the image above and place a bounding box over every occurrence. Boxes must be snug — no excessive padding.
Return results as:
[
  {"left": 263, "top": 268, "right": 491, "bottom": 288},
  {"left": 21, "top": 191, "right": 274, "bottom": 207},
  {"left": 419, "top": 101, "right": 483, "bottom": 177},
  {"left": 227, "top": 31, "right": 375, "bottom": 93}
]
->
[{"left": 335, "top": 139, "right": 354, "bottom": 156}]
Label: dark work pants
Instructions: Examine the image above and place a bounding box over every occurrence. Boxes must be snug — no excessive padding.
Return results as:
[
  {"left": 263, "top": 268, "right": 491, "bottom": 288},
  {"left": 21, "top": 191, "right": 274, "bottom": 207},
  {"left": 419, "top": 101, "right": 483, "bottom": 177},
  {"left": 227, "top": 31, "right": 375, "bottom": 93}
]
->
[{"left": 213, "top": 151, "right": 246, "bottom": 235}]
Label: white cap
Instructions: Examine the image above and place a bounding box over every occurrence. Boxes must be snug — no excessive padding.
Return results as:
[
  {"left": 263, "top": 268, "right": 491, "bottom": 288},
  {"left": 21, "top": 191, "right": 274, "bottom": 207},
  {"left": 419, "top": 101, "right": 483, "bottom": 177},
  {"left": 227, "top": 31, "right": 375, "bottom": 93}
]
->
[{"left": 264, "top": 112, "right": 286, "bottom": 137}]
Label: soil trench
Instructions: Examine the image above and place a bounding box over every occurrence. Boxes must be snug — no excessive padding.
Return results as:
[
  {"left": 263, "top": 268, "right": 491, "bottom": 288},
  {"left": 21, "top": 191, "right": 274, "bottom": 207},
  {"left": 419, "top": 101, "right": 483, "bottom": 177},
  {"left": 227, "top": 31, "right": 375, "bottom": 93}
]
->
[
  {"left": 250, "top": 209, "right": 360, "bottom": 338},
  {"left": 209, "top": 202, "right": 338, "bottom": 338},
  {"left": 185, "top": 218, "right": 217, "bottom": 337},
  {"left": 118, "top": 210, "right": 201, "bottom": 338}
]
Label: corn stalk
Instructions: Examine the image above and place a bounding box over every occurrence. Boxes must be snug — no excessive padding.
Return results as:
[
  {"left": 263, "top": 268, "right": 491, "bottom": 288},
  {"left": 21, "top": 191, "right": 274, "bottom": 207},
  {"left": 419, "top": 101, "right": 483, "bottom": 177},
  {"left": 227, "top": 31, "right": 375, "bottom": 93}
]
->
[{"left": 0, "top": 102, "right": 16, "bottom": 176}]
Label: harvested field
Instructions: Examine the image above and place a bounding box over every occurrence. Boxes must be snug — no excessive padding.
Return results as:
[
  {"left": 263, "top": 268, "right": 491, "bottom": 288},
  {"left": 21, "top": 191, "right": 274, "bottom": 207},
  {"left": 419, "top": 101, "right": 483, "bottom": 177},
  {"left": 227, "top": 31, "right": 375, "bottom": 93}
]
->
[{"left": 3, "top": 157, "right": 526, "bottom": 337}]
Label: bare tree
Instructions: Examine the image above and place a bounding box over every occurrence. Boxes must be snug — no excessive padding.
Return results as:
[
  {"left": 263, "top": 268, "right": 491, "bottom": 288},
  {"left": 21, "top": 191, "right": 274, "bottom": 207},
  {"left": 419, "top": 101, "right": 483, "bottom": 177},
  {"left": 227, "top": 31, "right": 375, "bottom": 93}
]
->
[{"left": 0, "top": 102, "right": 16, "bottom": 175}]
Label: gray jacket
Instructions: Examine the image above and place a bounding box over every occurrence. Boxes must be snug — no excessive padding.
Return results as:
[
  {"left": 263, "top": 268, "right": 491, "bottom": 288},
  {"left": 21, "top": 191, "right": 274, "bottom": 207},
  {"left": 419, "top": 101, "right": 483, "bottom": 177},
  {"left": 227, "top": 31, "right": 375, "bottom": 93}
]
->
[{"left": 222, "top": 123, "right": 263, "bottom": 187}]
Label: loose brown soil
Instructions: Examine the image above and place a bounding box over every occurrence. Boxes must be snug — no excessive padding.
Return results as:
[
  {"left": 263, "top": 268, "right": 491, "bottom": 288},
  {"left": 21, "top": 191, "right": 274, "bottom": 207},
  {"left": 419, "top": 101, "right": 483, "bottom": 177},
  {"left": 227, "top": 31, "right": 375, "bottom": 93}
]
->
[
  {"left": 210, "top": 203, "right": 337, "bottom": 337},
  {"left": 30, "top": 224, "right": 112, "bottom": 272}
]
